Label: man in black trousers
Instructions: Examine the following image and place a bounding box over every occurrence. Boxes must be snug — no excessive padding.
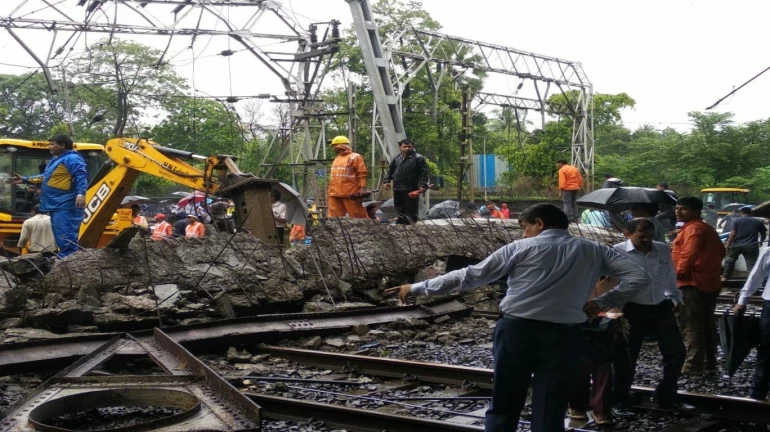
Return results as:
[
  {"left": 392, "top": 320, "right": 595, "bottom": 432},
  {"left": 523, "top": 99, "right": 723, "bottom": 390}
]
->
[
  {"left": 387, "top": 204, "right": 651, "bottom": 432},
  {"left": 383, "top": 139, "right": 429, "bottom": 224},
  {"left": 591, "top": 218, "right": 691, "bottom": 417}
]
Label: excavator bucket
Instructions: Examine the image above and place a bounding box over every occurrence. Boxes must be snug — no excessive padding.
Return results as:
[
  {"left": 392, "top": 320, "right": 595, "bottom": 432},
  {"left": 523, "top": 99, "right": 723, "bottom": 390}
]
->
[{"left": 218, "top": 175, "right": 280, "bottom": 244}]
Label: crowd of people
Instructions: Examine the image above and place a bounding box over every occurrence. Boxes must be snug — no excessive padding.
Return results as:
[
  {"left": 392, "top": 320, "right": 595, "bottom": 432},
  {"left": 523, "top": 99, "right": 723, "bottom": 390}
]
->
[{"left": 387, "top": 192, "right": 770, "bottom": 432}]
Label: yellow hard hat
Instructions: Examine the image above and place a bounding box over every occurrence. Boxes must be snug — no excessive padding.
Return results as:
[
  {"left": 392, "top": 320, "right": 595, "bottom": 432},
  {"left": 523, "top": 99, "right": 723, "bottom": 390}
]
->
[{"left": 330, "top": 136, "right": 351, "bottom": 146}]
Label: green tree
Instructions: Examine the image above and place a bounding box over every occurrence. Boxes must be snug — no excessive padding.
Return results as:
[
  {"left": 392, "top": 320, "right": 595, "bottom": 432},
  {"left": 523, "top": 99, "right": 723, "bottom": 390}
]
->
[{"left": 69, "top": 39, "right": 187, "bottom": 137}]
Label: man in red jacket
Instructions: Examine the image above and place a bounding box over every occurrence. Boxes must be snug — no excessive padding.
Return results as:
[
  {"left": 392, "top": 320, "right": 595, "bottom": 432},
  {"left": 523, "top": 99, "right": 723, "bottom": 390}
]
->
[{"left": 672, "top": 197, "right": 726, "bottom": 376}]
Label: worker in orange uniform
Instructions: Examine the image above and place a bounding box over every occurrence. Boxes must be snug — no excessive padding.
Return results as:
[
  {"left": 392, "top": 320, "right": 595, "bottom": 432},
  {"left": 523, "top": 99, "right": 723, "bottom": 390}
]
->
[
  {"left": 185, "top": 214, "right": 205, "bottom": 238},
  {"left": 289, "top": 223, "right": 306, "bottom": 246},
  {"left": 556, "top": 158, "right": 584, "bottom": 223},
  {"left": 131, "top": 204, "right": 148, "bottom": 230},
  {"left": 487, "top": 202, "right": 506, "bottom": 219},
  {"left": 151, "top": 213, "right": 172, "bottom": 240},
  {"left": 327, "top": 136, "right": 368, "bottom": 218}
]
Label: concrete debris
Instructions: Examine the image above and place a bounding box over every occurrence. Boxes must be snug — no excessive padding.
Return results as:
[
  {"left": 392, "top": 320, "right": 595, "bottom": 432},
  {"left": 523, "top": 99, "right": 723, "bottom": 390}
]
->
[
  {"left": 0, "top": 218, "right": 621, "bottom": 336},
  {"left": 302, "top": 301, "right": 335, "bottom": 313},
  {"left": 433, "top": 315, "right": 451, "bottom": 324},
  {"left": 386, "top": 318, "right": 430, "bottom": 330},
  {"left": 302, "top": 336, "right": 323, "bottom": 349},
  {"left": 227, "top": 347, "right": 253, "bottom": 364},
  {"left": 324, "top": 338, "right": 346, "bottom": 348},
  {"left": 335, "top": 302, "right": 376, "bottom": 311},
  {"left": 351, "top": 324, "right": 370, "bottom": 335}
]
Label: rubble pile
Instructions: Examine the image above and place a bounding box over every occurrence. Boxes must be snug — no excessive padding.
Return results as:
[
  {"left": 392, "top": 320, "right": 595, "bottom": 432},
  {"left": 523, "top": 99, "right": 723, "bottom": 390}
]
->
[{"left": 0, "top": 219, "right": 621, "bottom": 336}]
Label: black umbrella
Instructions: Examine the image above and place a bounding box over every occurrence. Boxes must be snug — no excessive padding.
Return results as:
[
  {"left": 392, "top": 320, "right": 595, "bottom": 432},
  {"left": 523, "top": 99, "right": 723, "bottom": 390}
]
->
[
  {"left": 576, "top": 187, "right": 676, "bottom": 213},
  {"left": 718, "top": 312, "right": 760, "bottom": 382}
]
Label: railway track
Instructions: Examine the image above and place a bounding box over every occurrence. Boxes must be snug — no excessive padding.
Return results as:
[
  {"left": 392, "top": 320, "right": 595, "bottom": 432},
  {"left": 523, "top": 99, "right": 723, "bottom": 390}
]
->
[{"left": 252, "top": 345, "right": 770, "bottom": 426}]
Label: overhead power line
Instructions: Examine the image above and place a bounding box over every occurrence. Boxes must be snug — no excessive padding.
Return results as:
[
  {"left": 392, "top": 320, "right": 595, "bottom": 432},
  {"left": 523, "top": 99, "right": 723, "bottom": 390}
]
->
[{"left": 706, "top": 64, "right": 770, "bottom": 110}]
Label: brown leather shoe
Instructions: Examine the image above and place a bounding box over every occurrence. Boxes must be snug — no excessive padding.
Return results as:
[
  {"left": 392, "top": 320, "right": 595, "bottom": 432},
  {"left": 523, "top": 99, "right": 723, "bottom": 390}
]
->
[{"left": 568, "top": 408, "right": 588, "bottom": 420}]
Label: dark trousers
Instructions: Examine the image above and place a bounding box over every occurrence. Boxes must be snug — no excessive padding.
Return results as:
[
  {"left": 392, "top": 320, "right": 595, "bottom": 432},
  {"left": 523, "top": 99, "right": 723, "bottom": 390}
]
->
[
  {"left": 393, "top": 190, "right": 419, "bottom": 224},
  {"left": 486, "top": 316, "right": 585, "bottom": 432},
  {"left": 615, "top": 301, "right": 685, "bottom": 406},
  {"left": 569, "top": 361, "right": 612, "bottom": 416},
  {"left": 678, "top": 287, "right": 718, "bottom": 371},
  {"left": 752, "top": 301, "right": 770, "bottom": 399},
  {"left": 723, "top": 245, "right": 760, "bottom": 278},
  {"left": 562, "top": 190, "right": 578, "bottom": 221}
]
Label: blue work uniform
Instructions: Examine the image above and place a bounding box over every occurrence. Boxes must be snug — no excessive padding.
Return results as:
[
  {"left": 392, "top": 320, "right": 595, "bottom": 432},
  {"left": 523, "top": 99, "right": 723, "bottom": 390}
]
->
[{"left": 23, "top": 150, "right": 88, "bottom": 257}]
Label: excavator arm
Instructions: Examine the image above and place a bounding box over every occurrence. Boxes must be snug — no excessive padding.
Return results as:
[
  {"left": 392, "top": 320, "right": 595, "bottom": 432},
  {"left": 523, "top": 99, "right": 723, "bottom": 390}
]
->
[{"left": 79, "top": 137, "right": 277, "bottom": 248}]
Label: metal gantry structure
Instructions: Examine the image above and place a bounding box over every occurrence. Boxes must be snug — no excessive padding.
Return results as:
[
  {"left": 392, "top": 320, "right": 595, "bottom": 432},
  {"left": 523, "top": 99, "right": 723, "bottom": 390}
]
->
[
  {"left": 1, "top": 0, "right": 341, "bottom": 204},
  {"left": 378, "top": 25, "right": 596, "bottom": 192}
]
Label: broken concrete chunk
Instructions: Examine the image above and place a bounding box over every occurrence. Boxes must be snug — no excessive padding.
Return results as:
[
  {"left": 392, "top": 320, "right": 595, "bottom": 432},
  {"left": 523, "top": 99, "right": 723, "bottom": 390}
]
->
[
  {"left": 324, "top": 338, "right": 345, "bottom": 348},
  {"left": 234, "top": 363, "right": 270, "bottom": 374},
  {"left": 302, "top": 301, "right": 335, "bottom": 313},
  {"left": 76, "top": 285, "right": 101, "bottom": 308},
  {"left": 433, "top": 315, "right": 451, "bottom": 324},
  {"left": 335, "top": 302, "right": 376, "bottom": 311},
  {"left": 227, "top": 347, "right": 252, "bottom": 364},
  {"left": 0, "top": 318, "right": 21, "bottom": 329},
  {"left": 118, "top": 295, "right": 157, "bottom": 311},
  {"left": 352, "top": 324, "right": 370, "bottom": 335},
  {"left": 0, "top": 287, "right": 28, "bottom": 312},
  {"left": 301, "top": 336, "right": 323, "bottom": 349},
  {"left": 153, "top": 284, "right": 181, "bottom": 306},
  {"left": 5, "top": 328, "right": 61, "bottom": 340},
  {"left": 68, "top": 325, "right": 100, "bottom": 333},
  {"left": 0, "top": 253, "right": 48, "bottom": 276},
  {"left": 250, "top": 354, "right": 271, "bottom": 363}
]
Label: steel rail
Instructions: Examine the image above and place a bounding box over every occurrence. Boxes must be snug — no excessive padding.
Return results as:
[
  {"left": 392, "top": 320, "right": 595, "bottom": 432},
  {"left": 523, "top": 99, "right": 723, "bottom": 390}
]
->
[
  {"left": 249, "top": 393, "right": 485, "bottom": 432},
  {"left": 0, "top": 298, "right": 470, "bottom": 375},
  {"left": 258, "top": 346, "right": 770, "bottom": 424}
]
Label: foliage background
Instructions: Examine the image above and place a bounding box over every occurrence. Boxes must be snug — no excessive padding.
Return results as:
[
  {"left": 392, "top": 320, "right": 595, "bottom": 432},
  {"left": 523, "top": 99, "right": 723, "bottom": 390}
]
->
[{"left": 1, "top": 1, "right": 768, "bottom": 201}]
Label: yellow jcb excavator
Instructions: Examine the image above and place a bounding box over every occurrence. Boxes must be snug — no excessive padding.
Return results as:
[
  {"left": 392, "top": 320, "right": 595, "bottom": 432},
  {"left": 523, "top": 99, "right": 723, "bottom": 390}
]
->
[{"left": 0, "top": 137, "right": 280, "bottom": 253}]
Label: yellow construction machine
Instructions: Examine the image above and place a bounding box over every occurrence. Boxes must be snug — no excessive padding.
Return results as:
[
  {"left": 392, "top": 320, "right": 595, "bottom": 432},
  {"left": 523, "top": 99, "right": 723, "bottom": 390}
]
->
[
  {"left": 700, "top": 187, "right": 751, "bottom": 216},
  {"left": 80, "top": 137, "right": 278, "bottom": 248},
  {"left": 0, "top": 137, "right": 279, "bottom": 253},
  {"left": 0, "top": 138, "right": 110, "bottom": 252}
]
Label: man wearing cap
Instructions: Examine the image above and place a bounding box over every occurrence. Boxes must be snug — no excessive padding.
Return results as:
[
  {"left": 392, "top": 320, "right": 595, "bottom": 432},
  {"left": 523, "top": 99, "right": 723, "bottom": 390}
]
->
[
  {"left": 151, "top": 213, "right": 172, "bottom": 240},
  {"left": 383, "top": 138, "right": 429, "bottom": 224},
  {"left": 327, "top": 136, "right": 368, "bottom": 218},
  {"left": 185, "top": 214, "right": 205, "bottom": 238}
]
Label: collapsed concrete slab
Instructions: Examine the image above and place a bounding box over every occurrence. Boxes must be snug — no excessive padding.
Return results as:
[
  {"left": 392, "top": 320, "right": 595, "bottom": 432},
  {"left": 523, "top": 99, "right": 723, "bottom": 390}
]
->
[{"left": 2, "top": 219, "right": 621, "bottom": 333}]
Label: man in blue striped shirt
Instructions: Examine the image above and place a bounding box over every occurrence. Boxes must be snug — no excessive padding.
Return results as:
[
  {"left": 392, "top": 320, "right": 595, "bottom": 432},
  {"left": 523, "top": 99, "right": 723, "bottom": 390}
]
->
[{"left": 387, "top": 204, "right": 651, "bottom": 432}]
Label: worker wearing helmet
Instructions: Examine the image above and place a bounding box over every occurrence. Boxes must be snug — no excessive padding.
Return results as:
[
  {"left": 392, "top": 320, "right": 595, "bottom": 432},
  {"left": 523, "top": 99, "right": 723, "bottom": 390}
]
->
[{"left": 327, "top": 136, "right": 368, "bottom": 218}]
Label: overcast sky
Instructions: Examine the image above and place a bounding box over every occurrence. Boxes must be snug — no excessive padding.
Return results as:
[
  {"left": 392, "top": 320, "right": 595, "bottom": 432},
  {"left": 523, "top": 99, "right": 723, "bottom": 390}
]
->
[{"left": 1, "top": 0, "right": 769, "bottom": 131}]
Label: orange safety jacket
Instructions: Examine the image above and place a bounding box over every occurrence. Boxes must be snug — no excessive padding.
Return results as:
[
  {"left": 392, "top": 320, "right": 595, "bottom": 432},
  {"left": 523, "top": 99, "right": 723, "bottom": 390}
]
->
[
  {"left": 558, "top": 165, "right": 583, "bottom": 191},
  {"left": 185, "top": 222, "right": 205, "bottom": 238},
  {"left": 328, "top": 150, "right": 368, "bottom": 197},
  {"left": 152, "top": 221, "right": 172, "bottom": 240},
  {"left": 290, "top": 224, "right": 306, "bottom": 242}
]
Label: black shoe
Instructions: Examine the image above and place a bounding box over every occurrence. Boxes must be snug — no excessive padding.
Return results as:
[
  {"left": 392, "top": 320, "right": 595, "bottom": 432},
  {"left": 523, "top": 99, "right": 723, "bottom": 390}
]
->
[
  {"left": 657, "top": 401, "right": 695, "bottom": 412},
  {"left": 611, "top": 406, "right": 634, "bottom": 418}
]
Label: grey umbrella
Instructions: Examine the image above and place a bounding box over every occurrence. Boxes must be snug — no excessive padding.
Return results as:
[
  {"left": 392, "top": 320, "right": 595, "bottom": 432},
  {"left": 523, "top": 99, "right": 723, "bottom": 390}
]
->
[
  {"left": 577, "top": 187, "right": 676, "bottom": 213},
  {"left": 378, "top": 198, "right": 397, "bottom": 220},
  {"left": 121, "top": 195, "right": 149, "bottom": 206},
  {"left": 272, "top": 182, "right": 309, "bottom": 225}
]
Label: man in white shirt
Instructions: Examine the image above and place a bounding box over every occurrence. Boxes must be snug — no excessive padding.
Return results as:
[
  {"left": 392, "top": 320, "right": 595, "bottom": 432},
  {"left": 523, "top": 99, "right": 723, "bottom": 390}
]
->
[
  {"left": 18, "top": 205, "right": 57, "bottom": 255},
  {"left": 734, "top": 247, "right": 770, "bottom": 400},
  {"left": 590, "top": 218, "right": 689, "bottom": 416},
  {"left": 386, "top": 204, "right": 651, "bottom": 432},
  {"left": 270, "top": 189, "right": 287, "bottom": 243}
]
